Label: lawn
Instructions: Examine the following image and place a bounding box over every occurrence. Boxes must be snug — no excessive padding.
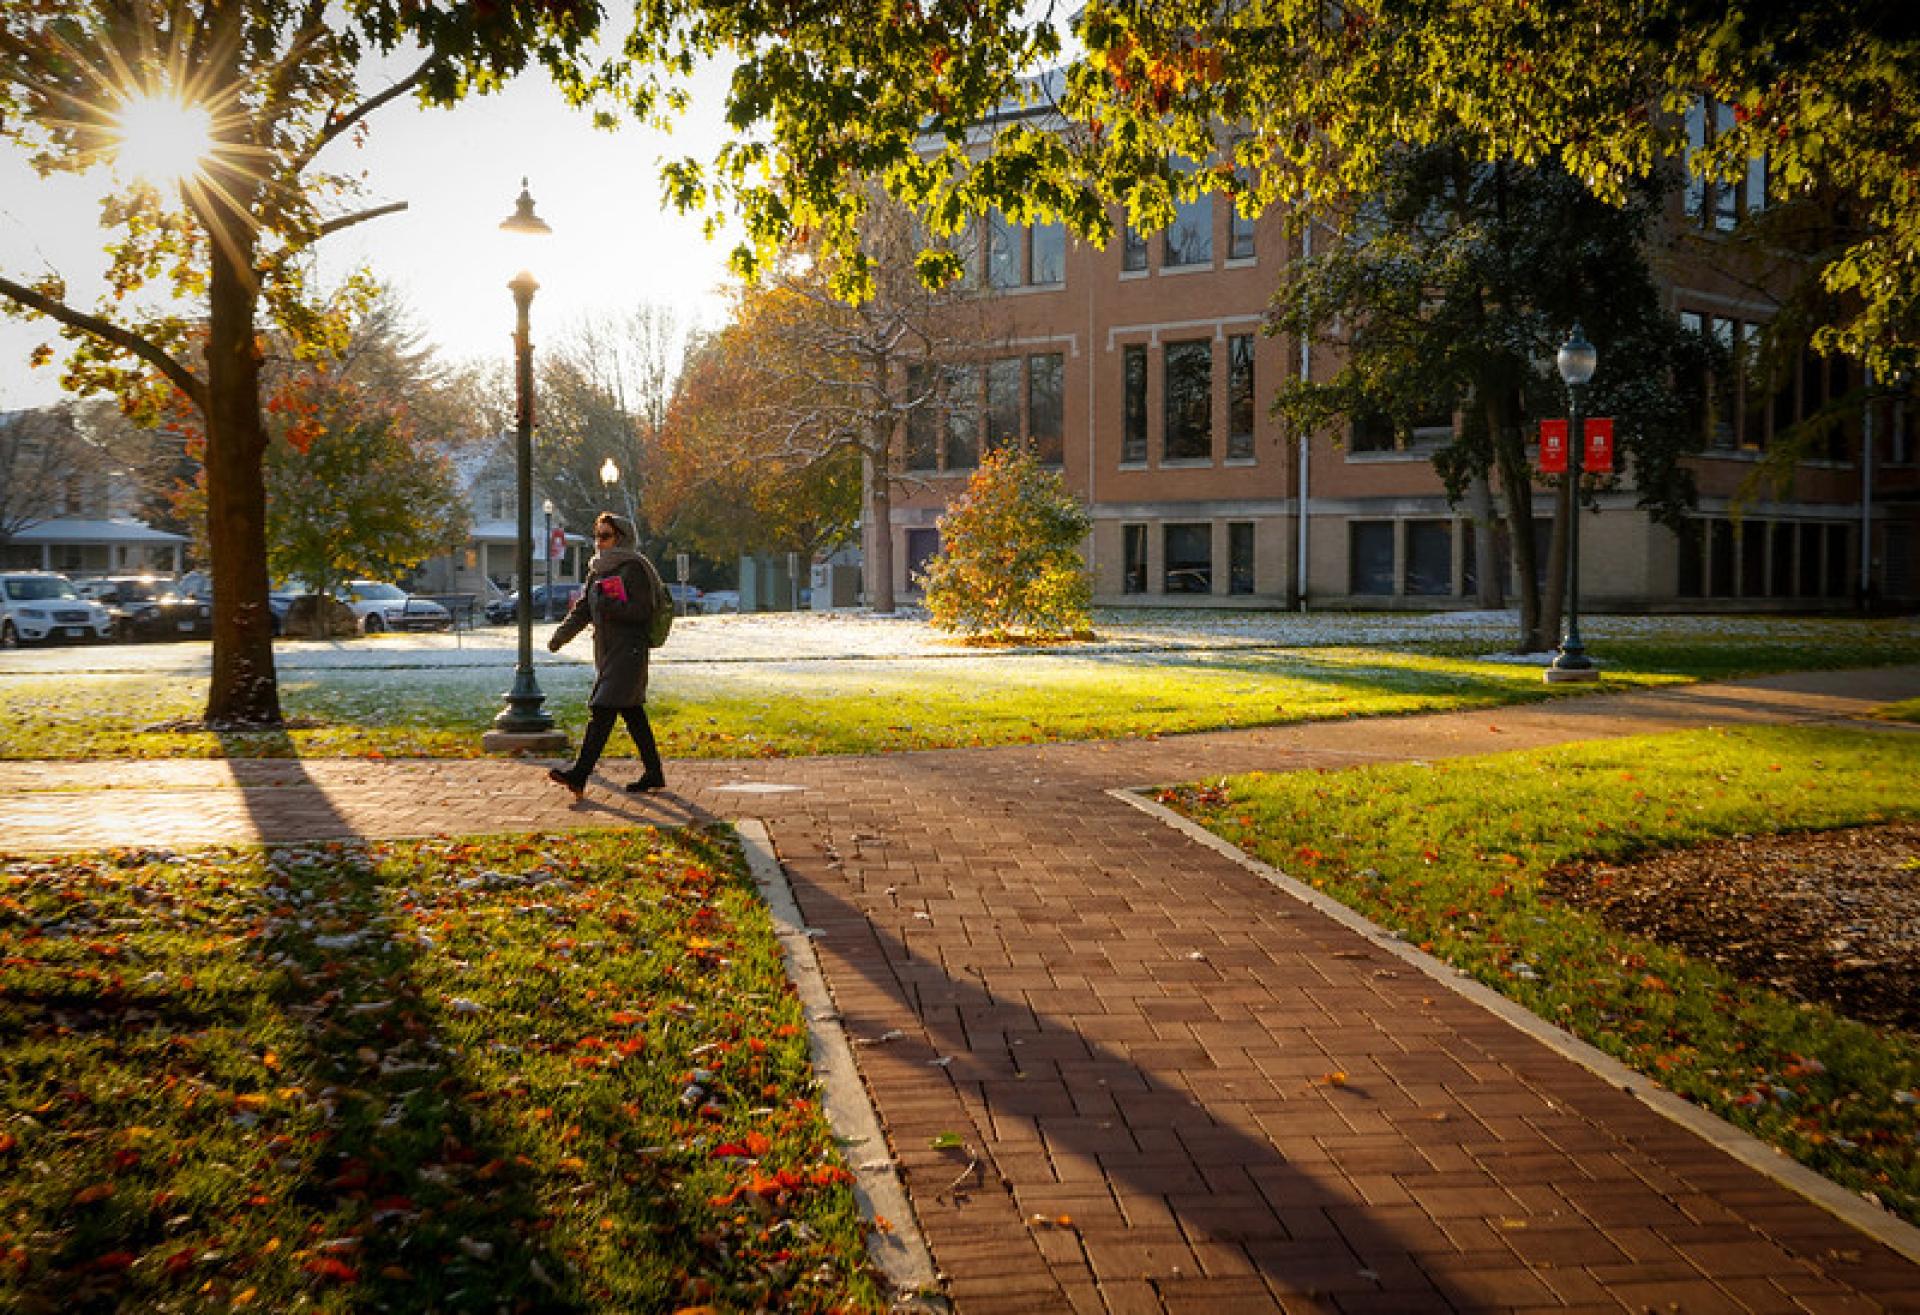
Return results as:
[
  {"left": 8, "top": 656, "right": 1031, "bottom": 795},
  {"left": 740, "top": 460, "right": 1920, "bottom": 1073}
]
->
[
  {"left": 1159, "top": 725, "right": 1920, "bottom": 1226},
  {"left": 0, "top": 828, "right": 884, "bottom": 1313},
  {"left": 3, "top": 611, "right": 1915, "bottom": 761}
]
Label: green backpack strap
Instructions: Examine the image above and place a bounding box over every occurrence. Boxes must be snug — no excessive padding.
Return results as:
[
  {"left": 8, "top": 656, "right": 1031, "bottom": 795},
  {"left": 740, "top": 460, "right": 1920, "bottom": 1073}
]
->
[{"left": 640, "top": 555, "right": 674, "bottom": 647}]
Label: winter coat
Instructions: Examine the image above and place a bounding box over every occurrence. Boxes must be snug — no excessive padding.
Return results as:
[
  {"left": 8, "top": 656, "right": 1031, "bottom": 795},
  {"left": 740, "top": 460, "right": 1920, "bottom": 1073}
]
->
[{"left": 550, "top": 552, "right": 657, "bottom": 708}]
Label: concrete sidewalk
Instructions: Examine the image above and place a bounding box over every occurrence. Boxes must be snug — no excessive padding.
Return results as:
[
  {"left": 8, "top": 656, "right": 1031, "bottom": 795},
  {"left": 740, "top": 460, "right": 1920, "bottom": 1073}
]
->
[{"left": 3, "top": 668, "right": 1919, "bottom": 1312}]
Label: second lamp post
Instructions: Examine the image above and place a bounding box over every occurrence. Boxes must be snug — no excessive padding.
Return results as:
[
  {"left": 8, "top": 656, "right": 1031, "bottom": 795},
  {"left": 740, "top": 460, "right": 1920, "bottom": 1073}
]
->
[{"left": 1547, "top": 324, "right": 1600, "bottom": 684}]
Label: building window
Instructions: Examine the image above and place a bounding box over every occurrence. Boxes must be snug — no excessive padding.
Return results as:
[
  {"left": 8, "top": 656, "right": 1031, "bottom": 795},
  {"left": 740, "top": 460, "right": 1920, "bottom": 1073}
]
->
[
  {"left": 1797, "top": 522, "right": 1823, "bottom": 596},
  {"left": 1227, "top": 334, "right": 1255, "bottom": 460},
  {"left": 905, "top": 364, "right": 939, "bottom": 471},
  {"left": 1163, "top": 339, "right": 1212, "bottom": 462},
  {"left": 487, "top": 486, "right": 513, "bottom": 520},
  {"left": 1351, "top": 403, "right": 1451, "bottom": 453},
  {"left": 1406, "top": 520, "right": 1453, "bottom": 596},
  {"left": 943, "top": 363, "right": 980, "bottom": 470},
  {"left": 1683, "top": 309, "right": 1778, "bottom": 452},
  {"left": 1027, "top": 353, "right": 1064, "bottom": 466},
  {"left": 1676, "top": 521, "right": 1704, "bottom": 597},
  {"left": 1163, "top": 189, "right": 1212, "bottom": 268},
  {"left": 1165, "top": 523, "right": 1211, "bottom": 593},
  {"left": 1121, "top": 346, "right": 1148, "bottom": 464},
  {"left": 985, "top": 210, "right": 1065, "bottom": 289},
  {"left": 1228, "top": 522, "right": 1255, "bottom": 594},
  {"left": 986, "top": 357, "right": 1022, "bottom": 454},
  {"left": 1122, "top": 222, "right": 1147, "bottom": 272},
  {"left": 1825, "top": 523, "right": 1851, "bottom": 597},
  {"left": 1123, "top": 523, "right": 1148, "bottom": 594},
  {"left": 1029, "top": 222, "right": 1065, "bottom": 286},
  {"left": 1228, "top": 172, "right": 1256, "bottom": 260},
  {"left": 987, "top": 211, "right": 1020, "bottom": 290},
  {"left": 1684, "top": 97, "right": 1767, "bottom": 232},
  {"left": 1350, "top": 522, "right": 1394, "bottom": 595}
]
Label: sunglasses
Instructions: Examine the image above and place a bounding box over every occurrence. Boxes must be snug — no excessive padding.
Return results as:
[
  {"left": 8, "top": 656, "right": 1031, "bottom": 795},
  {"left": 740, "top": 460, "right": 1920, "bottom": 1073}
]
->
[{"left": 594, "top": 530, "right": 616, "bottom": 542}]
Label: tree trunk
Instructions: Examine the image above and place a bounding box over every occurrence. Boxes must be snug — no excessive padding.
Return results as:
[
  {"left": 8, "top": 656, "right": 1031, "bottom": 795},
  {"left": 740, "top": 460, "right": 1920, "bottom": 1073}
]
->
[
  {"left": 1487, "top": 392, "right": 1545, "bottom": 651},
  {"left": 1540, "top": 471, "right": 1572, "bottom": 656},
  {"left": 200, "top": 169, "right": 281, "bottom": 726},
  {"left": 863, "top": 437, "right": 897, "bottom": 613},
  {"left": 1466, "top": 472, "right": 1504, "bottom": 609}
]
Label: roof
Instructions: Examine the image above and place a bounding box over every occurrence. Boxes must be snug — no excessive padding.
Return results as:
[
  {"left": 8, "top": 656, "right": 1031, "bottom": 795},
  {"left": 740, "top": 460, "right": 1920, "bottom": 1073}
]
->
[{"left": 9, "top": 517, "right": 188, "bottom": 545}]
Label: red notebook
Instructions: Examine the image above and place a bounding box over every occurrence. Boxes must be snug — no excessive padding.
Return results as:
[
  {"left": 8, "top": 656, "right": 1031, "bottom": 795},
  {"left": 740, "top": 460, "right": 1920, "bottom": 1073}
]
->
[{"left": 598, "top": 575, "right": 628, "bottom": 603}]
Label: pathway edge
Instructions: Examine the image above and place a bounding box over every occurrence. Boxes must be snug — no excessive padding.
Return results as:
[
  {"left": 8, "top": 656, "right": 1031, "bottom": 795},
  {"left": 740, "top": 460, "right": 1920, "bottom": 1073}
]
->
[
  {"left": 735, "top": 819, "right": 948, "bottom": 1311},
  {"left": 1111, "top": 785, "right": 1920, "bottom": 1270}
]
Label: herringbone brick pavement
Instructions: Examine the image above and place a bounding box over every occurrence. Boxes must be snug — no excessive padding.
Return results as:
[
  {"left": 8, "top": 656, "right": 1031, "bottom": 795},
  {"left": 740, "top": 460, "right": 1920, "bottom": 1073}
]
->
[{"left": 3, "top": 668, "right": 1918, "bottom": 1312}]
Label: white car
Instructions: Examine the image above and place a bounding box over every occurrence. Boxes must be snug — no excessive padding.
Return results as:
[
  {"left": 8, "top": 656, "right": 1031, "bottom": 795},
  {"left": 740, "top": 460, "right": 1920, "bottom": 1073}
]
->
[
  {"left": 335, "top": 581, "right": 452, "bottom": 634},
  {"left": 0, "top": 572, "right": 115, "bottom": 647}
]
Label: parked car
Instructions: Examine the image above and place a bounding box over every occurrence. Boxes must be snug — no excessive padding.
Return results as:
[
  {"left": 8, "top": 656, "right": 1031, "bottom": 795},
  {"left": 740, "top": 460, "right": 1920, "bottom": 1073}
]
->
[
  {"left": 0, "top": 572, "right": 115, "bottom": 647},
  {"left": 335, "top": 581, "right": 453, "bottom": 634},
  {"left": 665, "top": 582, "right": 704, "bottom": 616},
  {"left": 77, "top": 575, "right": 212, "bottom": 641},
  {"left": 484, "top": 582, "right": 583, "bottom": 625},
  {"left": 700, "top": 588, "right": 740, "bottom": 614},
  {"left": 177, "top": 571, "right": 301, "bottom": 635}
]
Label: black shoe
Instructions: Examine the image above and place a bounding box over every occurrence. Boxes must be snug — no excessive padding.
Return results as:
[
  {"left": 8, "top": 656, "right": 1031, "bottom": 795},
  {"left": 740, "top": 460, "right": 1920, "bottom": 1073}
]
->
[
  {"left": 547, "top": 767, "right": 585, "bottom": 800},
  {"left": 626, "top": 772, "right": 667, "bottom": 793}
]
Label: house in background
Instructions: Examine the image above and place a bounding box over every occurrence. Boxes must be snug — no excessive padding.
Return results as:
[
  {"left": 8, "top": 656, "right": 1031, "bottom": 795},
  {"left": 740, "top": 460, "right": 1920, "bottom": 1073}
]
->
[
  {"left": 410, "top": 435, "right": 585, "bottom": 603},
  {"left": 0, "top": 407, "right": 188, "bottom": 575}
]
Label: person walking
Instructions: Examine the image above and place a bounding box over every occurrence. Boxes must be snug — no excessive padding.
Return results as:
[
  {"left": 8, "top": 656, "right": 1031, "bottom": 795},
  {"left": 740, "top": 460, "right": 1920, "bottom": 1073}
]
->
[{"left": 546, "top": 512, "right": 668, "bottom": 798}]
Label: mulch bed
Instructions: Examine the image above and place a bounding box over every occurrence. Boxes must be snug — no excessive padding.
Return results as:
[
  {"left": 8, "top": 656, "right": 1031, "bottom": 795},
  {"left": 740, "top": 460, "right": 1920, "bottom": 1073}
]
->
[{"left": 1545, "top": 822, "right": 1920, "bottom": 1034}]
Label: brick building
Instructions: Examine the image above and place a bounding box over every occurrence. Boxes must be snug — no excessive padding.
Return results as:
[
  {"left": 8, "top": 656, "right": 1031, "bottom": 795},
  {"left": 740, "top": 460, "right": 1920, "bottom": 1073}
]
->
[{"left": 883, "top": 141, "right": 1918, "bottom": 612}]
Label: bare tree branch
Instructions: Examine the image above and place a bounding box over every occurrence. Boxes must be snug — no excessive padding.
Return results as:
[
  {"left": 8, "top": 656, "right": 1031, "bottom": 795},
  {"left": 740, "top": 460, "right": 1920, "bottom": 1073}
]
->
[{"left": 0, "top": 276, "right": 208, "bottom": 411}]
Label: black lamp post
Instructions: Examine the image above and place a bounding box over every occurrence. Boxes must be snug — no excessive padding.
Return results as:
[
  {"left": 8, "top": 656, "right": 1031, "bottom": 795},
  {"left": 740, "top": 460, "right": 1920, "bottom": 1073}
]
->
[
  {"left": 483, "top": 180, "right": 569, "bottom": 753},
  {"left": 1547, "top": 323, "right": 1600, "bottom": 684},
  {"left": 542, "top": 498, "right": 556, "bottom": 621}
]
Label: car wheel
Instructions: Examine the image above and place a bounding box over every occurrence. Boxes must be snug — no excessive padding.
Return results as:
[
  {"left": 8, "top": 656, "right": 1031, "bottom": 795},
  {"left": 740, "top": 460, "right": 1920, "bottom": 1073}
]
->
[
  {"left": 0, "top": 620, "right": 15, "bottom": 650},
  {"left": 362, "top": 612, "right": 385, "bottom": 635}
]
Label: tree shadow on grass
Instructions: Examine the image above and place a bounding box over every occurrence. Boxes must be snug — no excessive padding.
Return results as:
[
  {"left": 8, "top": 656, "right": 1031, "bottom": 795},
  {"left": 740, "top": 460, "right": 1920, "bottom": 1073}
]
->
[{"left": 0, "top": 747, "right": 589, "bottom": 1312}]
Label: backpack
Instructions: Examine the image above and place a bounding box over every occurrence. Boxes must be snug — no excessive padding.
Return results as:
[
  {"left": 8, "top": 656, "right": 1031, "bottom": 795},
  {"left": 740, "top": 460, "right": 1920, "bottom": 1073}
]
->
[{"left": 638, "top": 554, "right": 674, "bottom": 647}]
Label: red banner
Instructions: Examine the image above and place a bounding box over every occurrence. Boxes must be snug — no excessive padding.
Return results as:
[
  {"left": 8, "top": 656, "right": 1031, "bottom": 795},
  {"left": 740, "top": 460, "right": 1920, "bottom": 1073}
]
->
[
  {"left": 1584, "top": 417, "right": 1615, "bottom": 473},
  {"left": 548, "top": 526, "right": 566, "bottom": 561},
  {"left": 1538, "top": 419, "right": 1568, "bottom": 474}
]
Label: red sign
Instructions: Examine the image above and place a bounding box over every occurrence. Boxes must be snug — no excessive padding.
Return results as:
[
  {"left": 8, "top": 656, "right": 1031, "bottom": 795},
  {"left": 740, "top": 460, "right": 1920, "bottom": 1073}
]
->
[
  {"left": 1584, "top": 417, "right": 1614, "bottom": 473},
  {"left": 548, "top": 526, "right": 566, "bottom": 561},
  {"left": 1538, "top": 419, "right": 1568, "bottom": 474}
]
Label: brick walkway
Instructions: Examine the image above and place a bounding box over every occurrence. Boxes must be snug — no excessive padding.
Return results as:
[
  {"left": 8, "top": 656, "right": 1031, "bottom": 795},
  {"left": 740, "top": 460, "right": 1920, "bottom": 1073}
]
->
[{"left": 4, "top": 668, "right": 1919, "bottom": 1312}]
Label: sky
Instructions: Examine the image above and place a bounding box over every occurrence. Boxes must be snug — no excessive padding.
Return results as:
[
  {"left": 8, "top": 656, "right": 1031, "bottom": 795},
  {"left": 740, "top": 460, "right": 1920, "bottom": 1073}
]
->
[{"left": 0, "top": 57, "right": 741, "bottom": 413}]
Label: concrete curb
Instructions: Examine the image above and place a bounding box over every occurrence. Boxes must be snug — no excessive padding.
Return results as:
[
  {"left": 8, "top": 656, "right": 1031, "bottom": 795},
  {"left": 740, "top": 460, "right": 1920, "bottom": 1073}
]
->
[
  {"left": 1111, "top": 786, "right": 1920, "bottom": 1270},
  {"left": 734, "top": 820, "right": 948, "bottom": 1311}
]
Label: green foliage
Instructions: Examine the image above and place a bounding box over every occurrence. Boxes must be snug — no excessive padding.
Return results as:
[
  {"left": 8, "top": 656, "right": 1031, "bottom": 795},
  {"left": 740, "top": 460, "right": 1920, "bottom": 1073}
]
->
[
  {"left": 0, "top": 828, "right": 882, "bottom": 1311},
  {"left": 920, "top": 447, "right": 1092, "bottom": 640},
  {"left": 1168, "top": 725, "right": 1920, "bottom": 1224},
  {"left": 263, "top": 378, "right": 468, "bottom": 600}
]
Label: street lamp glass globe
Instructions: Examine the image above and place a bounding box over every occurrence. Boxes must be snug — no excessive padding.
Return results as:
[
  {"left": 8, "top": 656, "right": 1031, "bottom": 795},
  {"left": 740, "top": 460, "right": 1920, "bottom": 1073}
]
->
[
  {"left": 600, "top": 458, "right": 619, "bottom": 486},
  {"left": 1557, "top": 325, "right": 1598, "bottom": 387}
]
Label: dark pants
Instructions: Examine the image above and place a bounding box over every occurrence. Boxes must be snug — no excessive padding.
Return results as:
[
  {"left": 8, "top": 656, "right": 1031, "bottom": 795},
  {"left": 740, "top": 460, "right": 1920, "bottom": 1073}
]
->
[{"left": 564, "top": 705, "right": 663, "bottom": 784}]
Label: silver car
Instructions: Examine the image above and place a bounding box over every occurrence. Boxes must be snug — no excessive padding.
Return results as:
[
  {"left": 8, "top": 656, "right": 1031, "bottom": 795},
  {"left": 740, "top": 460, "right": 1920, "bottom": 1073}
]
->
[{"left": 0, "top": 572, "right": 115, "bottom": 647}]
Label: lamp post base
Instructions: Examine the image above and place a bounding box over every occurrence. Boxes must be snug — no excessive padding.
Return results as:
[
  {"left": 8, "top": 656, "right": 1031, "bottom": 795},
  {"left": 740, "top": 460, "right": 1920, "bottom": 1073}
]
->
[
  {"left": 482, "top": 727, "right": 571, "bottom": 755},
  {"left": 1543, "top": 666, "right": 1601, "bottom": 685}
]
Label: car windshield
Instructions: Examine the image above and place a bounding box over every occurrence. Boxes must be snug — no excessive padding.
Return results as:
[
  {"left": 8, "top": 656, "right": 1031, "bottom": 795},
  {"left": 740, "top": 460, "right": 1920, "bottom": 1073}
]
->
[
  {"left": 347, "top": 583, "right": 406, "bottom": 601},
  {"left": 111, "top": 579, "right": 164, "bottom": 601},
  {"left": 4, "top": 576, "right": 78, "bottom": 602}
]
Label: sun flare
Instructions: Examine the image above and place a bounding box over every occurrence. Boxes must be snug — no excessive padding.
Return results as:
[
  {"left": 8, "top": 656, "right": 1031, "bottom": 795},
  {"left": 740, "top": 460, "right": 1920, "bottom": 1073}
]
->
[{"left": 110, "top": 93, "right": 213, "bottom": 186}]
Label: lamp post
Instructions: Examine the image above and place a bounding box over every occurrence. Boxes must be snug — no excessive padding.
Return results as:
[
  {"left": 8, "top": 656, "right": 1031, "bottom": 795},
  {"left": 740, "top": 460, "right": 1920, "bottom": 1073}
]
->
[
  {"left": 483, "top": 180, "right": 569, "bottom": 753},
  {"left": 599, "top": 456, "right": 637, "bottom": 527},
  {"left": 1547, "top": 323, "right": 1600, "bottom": 684},
  {"left": 542, "top": 498, "right": 556, "bottom": 621}
]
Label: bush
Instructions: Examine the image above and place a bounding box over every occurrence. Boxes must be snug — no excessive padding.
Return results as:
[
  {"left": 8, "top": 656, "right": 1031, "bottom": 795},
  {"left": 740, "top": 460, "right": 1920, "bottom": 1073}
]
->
[{"left": 920, "top": 446, "right": 1092, "bottom": 641}]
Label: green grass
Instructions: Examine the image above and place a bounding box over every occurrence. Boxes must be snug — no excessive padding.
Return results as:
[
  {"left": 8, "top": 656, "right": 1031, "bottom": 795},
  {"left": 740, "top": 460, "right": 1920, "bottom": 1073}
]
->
[
  {"left": 1160, "top": 726, "right": 1920, "bottom": 1225},
  {"left": 2, "top": 618, "right": 1914, "bottom": 761},
  {"left": 0, "top": 829, "right": 884, "bottom": 1313},
  {"left": 1872, "top": 697, "right": 1920, "bottom": 725}
]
